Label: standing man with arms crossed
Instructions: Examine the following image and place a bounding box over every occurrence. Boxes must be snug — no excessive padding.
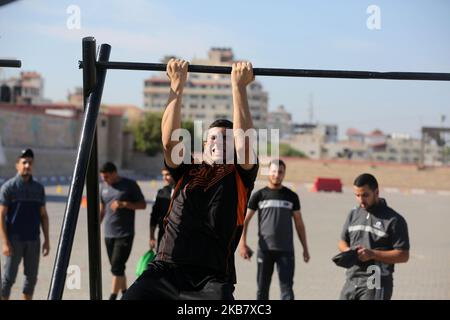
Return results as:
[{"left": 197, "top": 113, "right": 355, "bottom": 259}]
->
[
  {"left": 100, "top": 161, "right": 147, "bottom": 300},
  {"left": 239, "top": 159, "right": 310, "bottom": 300},
  {"left": 339, "top": 173, "right": 410, "bottom": 300},
  {"left": 0, "top": 149, "right": 50, "bottom": 300},
  {"left": 123, "top": 58, "right": 258, "bottom": 300}
]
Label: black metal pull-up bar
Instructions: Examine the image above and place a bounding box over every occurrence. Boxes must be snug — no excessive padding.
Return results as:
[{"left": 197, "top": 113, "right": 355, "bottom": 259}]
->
[
  {"left": 0, "top": 59, "right": 21, "bottom": 68},
  {"left": 49, "top": 38, "right": 108, "bottom": 300},
  {"left": 78, "top": 60, "right": 450, "bottom": 81}
]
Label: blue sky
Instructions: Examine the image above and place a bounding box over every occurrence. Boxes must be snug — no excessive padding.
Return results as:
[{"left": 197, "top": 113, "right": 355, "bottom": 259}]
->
[{"left": 1, "top": 0, "right": 449, "bottom": 138}]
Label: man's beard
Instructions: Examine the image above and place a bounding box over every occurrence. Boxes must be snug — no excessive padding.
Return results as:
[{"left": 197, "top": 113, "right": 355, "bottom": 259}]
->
[
  {"left": 363, "top": 201, "right": 377, "bottom": 212},
  {"left": 270, "top": 179, "right": 282, "bottom": 187}
]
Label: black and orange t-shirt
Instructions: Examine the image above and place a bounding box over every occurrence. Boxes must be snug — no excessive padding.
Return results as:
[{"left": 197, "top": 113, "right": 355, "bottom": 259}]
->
[{"left": 156, "top": 160, "right": 258, "bottom": 283}]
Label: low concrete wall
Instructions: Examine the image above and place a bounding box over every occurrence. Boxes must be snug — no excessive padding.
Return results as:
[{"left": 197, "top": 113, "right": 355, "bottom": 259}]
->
[
  {"left": 0, "top": 147, "right": 77, "bottom": 179},
  {"left": 123, "top": 151, "right": 165, "bottom": 178}
]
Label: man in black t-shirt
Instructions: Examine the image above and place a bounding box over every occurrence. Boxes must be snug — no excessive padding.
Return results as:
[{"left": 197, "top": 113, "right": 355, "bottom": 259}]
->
[
  {"left": 99, "top": 162, "right": 147, "bottom": 300},
  {"left": 123, "top": 59, "right": 259, "bottom": 300},
  {"left": 338, "top": 173, "right": 410, "bottom": 300},
  {"left": 149, "top": 168, "right": 174, "bottom": 252},
  {"left": 239, "top": 159, "right": 310, "bottom": 300}
]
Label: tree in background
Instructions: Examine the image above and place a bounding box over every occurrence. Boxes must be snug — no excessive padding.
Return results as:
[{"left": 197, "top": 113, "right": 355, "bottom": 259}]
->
[
  {"left": 133, "top": 112, "right": 194, "bottom": 156},
  {"left": 264, "top": 142, "right": 307, "bottom": 158}
]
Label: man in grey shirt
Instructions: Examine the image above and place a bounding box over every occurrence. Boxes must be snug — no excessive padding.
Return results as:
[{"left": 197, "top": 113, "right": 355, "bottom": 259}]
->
[
  {"left": 0, "top": 149, "right": 50, "bottom": 300},
  {"left": 239, "top": 159, "right": 310, "bottom": 300},
  {"left": 338, "top": 173, "right": 410, "bottom": 300},
  {"left": 100, "top": 162, "right": 146, "bottom": 300}
]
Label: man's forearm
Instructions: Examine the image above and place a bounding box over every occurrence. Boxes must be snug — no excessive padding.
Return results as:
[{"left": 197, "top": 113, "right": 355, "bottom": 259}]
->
[
  {"left": 372, "top": 249, "right": 409, "bottom": 264},
  {"left": 0, "top": 207, "right": 9, "bottom": 244},
  {"left": 240, "top": 210, "right": 255, "bottom": 245},
  {"left": 233, "top": 86, "right": 255, "bottom": 167},
  {"left": 162, "top": 89, "right": 182, "bottom": 151},
  {"left": 150, "top": 225, "right": 156, "bottom": 239},
  {"left": 233, "top": 86, "right": 253, "bottom": 132},
  {"left": 41, "top": 214, "right": 49, "bottom": 242},
  {"left": 338, "top": 240, "right": 350, "bottom": 252},
  {"left": 295, "top": 224, "right": 309, "bottom": 252},
  {"left": 122, "top": 201, "right": 147, "bottom": 210},
  {"left": 239, "top": 223, "right": 249, "bottom": 245},
  {"left": 0, "top": 218, "right": 9, "bottom": 244}
]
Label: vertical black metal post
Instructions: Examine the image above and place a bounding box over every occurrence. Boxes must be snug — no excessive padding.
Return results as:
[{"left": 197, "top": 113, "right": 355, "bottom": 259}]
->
[
  {"left": 48, "top": 41, "right": 111, "bottom": 300},
  {"left": 83, "top": 37, "right": 103, "bottom": 300}
]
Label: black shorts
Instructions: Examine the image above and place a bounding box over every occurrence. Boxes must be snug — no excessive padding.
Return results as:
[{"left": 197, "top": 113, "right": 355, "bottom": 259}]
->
[
  {"left": 105, "top": 235, "right": 134, "bottom": 276},
  {"left": 122, "top": 260, "right": 235, "bottom": 300}
]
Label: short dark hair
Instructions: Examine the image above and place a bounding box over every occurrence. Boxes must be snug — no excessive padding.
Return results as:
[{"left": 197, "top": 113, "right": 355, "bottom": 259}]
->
[
  {"left": 100, "top": 162, "right": 117, "bottom": 173},
  {"left": 353, "top": 173, "right": 378, "bottom": 191},
  {"left": 269, "top": 159, "right": 286, "bottom": 170},
  {"left": 16, "top": 148, "right": 34, "bottom": 163},
  {"left": 208, "top": 119, "right": 233, "bottom": 130},
  {"left": 19, "top": 148, "right": 34, "bottom": 159}
]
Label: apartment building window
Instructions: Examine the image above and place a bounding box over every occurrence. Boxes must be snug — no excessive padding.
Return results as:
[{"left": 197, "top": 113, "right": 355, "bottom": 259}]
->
[
  {"left": 215, "top": 114, "right": 229, "bottom": 120},
  {"left": 250, "top": 83, "right": 261, "bottom": 90},
  {"left": 190, "top": 104, "right": 198, "bottom": 109},
  {"left": 149, "top": 82, "right": 169, "bottom": 87},
  {"left": 214, "top": 95, "right": 228, "bottom": 100}
]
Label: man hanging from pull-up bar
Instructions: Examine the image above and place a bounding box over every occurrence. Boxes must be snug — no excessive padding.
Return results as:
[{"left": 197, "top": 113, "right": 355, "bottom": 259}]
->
[{"left": 123, "top": 58, "right": 259, "bottom": 300}]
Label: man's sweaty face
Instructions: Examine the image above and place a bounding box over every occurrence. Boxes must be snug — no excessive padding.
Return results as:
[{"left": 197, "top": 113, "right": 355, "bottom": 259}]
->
[{"left": 204, "top": 127, "right": 231, "bottom": 164}]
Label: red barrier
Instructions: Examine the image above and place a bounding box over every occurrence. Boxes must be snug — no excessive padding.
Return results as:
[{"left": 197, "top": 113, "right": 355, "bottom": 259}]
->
[
  {"left": 81, "top": 196, "right": 87, "bottom": 208},
  {"left": 311, "top": 177, "right": 343, "bottom": 192}
]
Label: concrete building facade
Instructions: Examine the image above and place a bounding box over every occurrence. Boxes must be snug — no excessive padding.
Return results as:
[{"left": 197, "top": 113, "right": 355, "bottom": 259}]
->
[{"left": 143, "top": 48, "right": 269, "bottom": 130}]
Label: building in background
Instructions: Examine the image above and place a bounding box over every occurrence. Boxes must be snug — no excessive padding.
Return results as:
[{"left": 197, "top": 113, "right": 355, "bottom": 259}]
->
[
  {"left": 282, "top": 122, "right": 338, "bottom": 159},
  {"left": 143, "top": 48, "right": 269, "bottom": 129},
  {"left": 67, "top": 86, "right": 83, "bottom": 108},
  {"left": 267, "top": 105, "right": 293, "bottom": 139},
  {"left": 325, "top": 128, "right": 443, "bottom": 165},
  {"left": 0, "top": 71, "right": 51, "bottom": 105}
]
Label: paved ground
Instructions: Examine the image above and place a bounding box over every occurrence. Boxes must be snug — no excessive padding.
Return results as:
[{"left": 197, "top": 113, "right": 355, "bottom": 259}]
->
[{"left": 3, "top": 180, "right": 450, "bottom": 300}]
